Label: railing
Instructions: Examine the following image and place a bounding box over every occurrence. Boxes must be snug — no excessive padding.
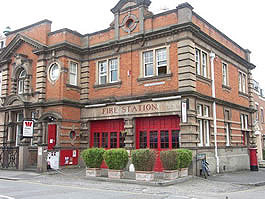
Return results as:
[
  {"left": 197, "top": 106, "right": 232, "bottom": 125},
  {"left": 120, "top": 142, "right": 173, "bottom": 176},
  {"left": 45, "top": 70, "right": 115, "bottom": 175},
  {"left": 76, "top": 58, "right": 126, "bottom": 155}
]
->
[{"left": 0, "top": 146, "right": 19, "bottom": 169}]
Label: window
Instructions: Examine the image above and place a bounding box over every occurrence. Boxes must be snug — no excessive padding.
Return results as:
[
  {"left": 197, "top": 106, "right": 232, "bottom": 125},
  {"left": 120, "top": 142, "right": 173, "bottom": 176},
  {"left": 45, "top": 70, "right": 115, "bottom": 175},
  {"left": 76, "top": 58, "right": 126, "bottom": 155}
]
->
[
  {"left": 195, "top": 48, "right": 208, "bottom": 78},
  {"left": 0, "top": 71, "right": 2, "bottom": 96},
  {"left": 0, "top": 40, "right": 5, "bottom": 49},
  {"left": 224, "top": 110, "right": 231, "bottom": 146},
  {"left": 98, "top": 58, "right": 118, "bottom": 85},
  {"left": 222, "top": 63, "right": 228, "bottom": 86},
  {"left": 16, "top": 112, "right": 24, "bottom": 146},
  {"left": 241, "top": 114, "right": 248, "bottom": 130},
  {"left": 261, "top": 108, "right": 264, "bottom": 123},
  {"left": 197, "top": 104, "right": 210, "bottom": 147},
  {"left": 256, "top": 104, "right": 259, "bottom": 121},
  {"left": 69, "top": 62, "right": 78, "bottom": 86},
  {"left": 142, "top": 47, "right": 168, "bottom": 77},
  {"left": 18, "top": 70, "right": 26, "bottom": 94},
  {"left": 239, "top": 71, "right": 247, "bottom": 93}
]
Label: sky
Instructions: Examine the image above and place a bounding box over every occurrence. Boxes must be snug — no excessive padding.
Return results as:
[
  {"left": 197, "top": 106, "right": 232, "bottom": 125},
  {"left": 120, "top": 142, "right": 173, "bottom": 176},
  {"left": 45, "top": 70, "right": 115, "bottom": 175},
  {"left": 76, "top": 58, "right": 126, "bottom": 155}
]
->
[{"left": 0, "top": 0, "right": 264, "bottom": 89}]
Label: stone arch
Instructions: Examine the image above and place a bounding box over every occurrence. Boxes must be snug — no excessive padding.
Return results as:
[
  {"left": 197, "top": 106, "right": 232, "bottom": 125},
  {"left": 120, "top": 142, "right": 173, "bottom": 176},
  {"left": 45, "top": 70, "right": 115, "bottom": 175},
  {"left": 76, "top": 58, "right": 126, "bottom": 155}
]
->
[
  {"left": 3, "top": 94, "right": 25, "bottom": 106},
  {"left": 39, "top": 112, "right": 63, "bottom": 122}
]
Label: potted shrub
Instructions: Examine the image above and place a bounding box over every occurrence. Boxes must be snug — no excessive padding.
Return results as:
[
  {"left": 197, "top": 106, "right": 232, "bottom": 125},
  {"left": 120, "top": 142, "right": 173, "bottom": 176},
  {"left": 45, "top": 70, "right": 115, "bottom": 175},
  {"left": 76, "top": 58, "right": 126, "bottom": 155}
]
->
[
  {"left": 131, "top": 149, "right": 156, "bottom": 181},
  {"left": 176, "top": 149, "right": 192, "bottom": 177},
  {"left": 160, "top": 150, "right": 180, "bottom": 180},
  {"left": 103, "top": 148, "right": 129, "bottom": 179},
  {"left": 81, "top": 148, "right": 105, "bottom": 177}
]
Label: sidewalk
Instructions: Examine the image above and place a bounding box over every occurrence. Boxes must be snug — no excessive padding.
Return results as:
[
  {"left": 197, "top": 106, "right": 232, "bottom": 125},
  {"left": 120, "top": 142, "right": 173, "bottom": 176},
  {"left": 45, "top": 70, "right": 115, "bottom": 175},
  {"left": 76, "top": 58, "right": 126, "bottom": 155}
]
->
[
  {"left": 0, "top": 169, "right": 41, "bottom": 181},
  {"left": 208, "top": 168, "right": 265, "bottom": 186}
]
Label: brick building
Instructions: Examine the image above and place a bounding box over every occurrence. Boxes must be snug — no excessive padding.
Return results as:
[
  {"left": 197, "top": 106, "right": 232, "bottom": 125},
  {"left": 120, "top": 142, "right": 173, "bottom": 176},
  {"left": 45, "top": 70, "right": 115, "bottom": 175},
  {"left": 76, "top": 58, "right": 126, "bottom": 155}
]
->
[
  {"left": 252, "top": 80, "right": 265, "bottom": 161},
  {"left": 0, "top": 0, "right": 257, "bottom": 174}
]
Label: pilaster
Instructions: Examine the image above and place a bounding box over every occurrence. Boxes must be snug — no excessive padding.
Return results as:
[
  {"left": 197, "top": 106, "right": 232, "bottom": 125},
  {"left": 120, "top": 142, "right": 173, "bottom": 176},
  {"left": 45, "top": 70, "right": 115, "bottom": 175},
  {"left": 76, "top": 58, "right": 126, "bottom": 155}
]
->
[
  {"left": 36, "top": 56, "right": 47, "bottom": 102},
  {"left": 124, "top": 117, "right": 134, "bottom": 150},
  {"left": 80, "top": 61, "right": 89, "bottom": 103}
]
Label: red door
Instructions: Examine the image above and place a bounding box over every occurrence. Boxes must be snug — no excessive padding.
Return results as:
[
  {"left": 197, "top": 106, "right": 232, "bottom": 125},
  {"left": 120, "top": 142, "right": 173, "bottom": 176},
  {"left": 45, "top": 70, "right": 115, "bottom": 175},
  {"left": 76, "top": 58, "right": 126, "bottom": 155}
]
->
[
  {"left": 90, "top": 119, "right": 125, "bottom": 168},
  {"left": 48, "top": 124, "right": 57, "bottom": 150},
  {"left": 136, "top": 116, "right": 180, "bottom": 171}
]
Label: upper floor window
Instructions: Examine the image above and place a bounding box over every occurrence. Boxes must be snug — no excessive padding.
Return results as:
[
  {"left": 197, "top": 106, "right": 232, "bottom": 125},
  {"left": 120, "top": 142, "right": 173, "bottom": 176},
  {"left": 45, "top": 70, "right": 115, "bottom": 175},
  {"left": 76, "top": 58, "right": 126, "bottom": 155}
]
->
[
  {"left": 222, "top": 62, "right": 228, "bottom": 86},
  {"left": 261, "top": 108, "right": 264, "bottom": 123},
  {"left": 18, "top": 70, "right": 26, "bottom": 94},
  {"left": 142, "top": 47, "right": 168, "bottom": 77},
  {"left": 256, "top": 104, "right": 259, "bottom": 121},
  {"left": 197, "top": 104, "right": 210, "bottom": 147},
  {"left": 239, "top": 71, "right": 247, "bottom": 93},
  {"left": 69, "top": 62, "right": 78, "bottom": 86},
  {"left": 195, "top": 48, "right": 208, "bottom": 78},
  {"left": 240, "top": 113, "right": 248, "bottom": 130},
  {"left": 0, "top": 40, "right": 4, "bottom": 49},
  {"left": 98, "top": 58, "right": 118, "bottom": 85}
]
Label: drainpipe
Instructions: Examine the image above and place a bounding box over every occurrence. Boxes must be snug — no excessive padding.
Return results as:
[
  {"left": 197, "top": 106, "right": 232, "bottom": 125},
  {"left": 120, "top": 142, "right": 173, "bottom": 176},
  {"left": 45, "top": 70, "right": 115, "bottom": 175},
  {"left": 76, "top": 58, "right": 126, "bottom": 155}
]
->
[{"left": 210, "top": 52, "right": 220, "bottom": 173}]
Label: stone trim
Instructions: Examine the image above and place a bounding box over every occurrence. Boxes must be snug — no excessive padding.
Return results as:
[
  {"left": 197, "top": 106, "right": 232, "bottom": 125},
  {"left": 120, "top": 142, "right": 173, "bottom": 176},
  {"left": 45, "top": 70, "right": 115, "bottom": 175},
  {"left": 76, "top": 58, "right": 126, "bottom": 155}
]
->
[
  {"left": 93, "top": 81, "right": 122, "bottom": 90},
  {"left": 137, "top": 73, "right": 172, "bottom": 83}
]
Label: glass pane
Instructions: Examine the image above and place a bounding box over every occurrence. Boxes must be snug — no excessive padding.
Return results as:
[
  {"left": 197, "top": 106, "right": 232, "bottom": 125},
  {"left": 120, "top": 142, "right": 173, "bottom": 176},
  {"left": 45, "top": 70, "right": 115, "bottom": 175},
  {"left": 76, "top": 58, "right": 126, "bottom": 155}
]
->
[
  {"left": 140, "top": 131, "right": 147, "bottom": 148},
  {"left": 69, "top": 74, "right": 76, "bottom": 85},
  {"left": 145, "top": 63, "right": 153, "bottom": 76},
  {"left": 172, "top": 130, "right": 180, "bottom": 149},
  {"left": 100, "top": 76, "right": 107, "bottom": 84},
  {"left": 150, "top": 131, "right": 158, "bottom": 149},
  {"left": 110, "top": 132, "right": 117, "bottom": 148},
  {"left": 158, "top": 66, "right": 167, "bottom": 75},
  {"left": 94, "top": 133, "right": 100, "bottom": 148},
  {"left": 143, "top": 51, "right": 153, "bottom": 63},
  {"left": 111, "top": 70, "right": 117, "bottom": 82},
  {"left": 102, "top": 132, "right": 108, "bottom": 148},
  {"left": 160, "top": 131, "right": 169, "bottom": 149}
]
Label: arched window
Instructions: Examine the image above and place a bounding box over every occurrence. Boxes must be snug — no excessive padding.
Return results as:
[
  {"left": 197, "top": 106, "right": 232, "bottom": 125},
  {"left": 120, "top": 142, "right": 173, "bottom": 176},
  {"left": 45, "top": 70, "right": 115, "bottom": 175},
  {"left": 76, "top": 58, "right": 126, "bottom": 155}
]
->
[{"left": 18, "top": 70, "right": 26, "bottom": 94}]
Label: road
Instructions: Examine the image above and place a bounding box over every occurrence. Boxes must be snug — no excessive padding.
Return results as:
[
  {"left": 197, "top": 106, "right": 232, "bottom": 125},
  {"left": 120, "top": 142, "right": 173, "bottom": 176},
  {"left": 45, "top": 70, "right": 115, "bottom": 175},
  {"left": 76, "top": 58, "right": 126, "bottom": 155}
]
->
[{"left": 1, "top": 177, "right": 265, "bottom": 199}]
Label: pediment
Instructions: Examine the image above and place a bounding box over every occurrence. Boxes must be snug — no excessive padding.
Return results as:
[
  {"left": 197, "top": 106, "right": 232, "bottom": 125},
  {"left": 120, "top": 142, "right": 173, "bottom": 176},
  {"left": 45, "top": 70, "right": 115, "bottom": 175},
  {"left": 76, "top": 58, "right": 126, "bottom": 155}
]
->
[
  {"left": 111, "top": 0, "right": 151, "bottom": 13},
  {"left": 0, "top": 34, "right": 47, "bottom": 60},
  {"left": 3, "top": 94, "right": 26, "bottom": 107}
]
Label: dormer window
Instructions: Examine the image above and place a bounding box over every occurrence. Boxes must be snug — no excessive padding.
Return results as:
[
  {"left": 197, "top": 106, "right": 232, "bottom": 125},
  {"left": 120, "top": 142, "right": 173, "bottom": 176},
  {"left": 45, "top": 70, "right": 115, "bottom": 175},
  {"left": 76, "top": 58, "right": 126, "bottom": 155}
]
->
[{"left": 18, "top": 70, "right": 26, "bottom": 94}]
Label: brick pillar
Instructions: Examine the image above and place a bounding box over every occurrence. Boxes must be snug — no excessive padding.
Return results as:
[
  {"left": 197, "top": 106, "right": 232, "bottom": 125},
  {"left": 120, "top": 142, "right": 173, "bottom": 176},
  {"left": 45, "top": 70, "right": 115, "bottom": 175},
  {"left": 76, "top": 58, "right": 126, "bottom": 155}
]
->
[{"left": 80, "top": 61, "right": 89, "bottom": 103}]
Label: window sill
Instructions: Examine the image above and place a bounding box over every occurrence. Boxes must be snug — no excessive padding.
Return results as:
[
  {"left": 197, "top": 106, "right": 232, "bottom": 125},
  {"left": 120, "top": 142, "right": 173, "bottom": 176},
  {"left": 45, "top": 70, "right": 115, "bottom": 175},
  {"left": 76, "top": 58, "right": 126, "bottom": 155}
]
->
[
  {"left": 66, "top": 84, "right": 81, "bottom": 91},
  {"left": 222, "top": 85, "right": 231, "bottom": 92},
  {"left": 239, "top": 91, "right": 249, "bottom": 98},
  {"left": 196, "top": 75, "right": 211, "bottom": 85},
  {"left": 137, "top": 73, "right": 172, "bottom": 83},
  {"left": 94, "top": 81, "right": 122, "bottom": 90}
]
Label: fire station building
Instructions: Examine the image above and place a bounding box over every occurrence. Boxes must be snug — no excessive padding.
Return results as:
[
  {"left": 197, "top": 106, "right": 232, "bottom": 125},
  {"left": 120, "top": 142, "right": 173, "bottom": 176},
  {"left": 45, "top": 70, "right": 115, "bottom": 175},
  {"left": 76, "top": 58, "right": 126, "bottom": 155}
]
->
[{"left": 0, "top": 0, "right": 257, "bottom": 174}]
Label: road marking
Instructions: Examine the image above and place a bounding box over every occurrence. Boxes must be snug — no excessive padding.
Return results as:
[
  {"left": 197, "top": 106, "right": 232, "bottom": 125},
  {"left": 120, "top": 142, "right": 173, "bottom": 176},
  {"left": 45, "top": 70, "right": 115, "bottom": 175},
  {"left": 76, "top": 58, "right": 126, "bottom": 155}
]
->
[{"left": 0, "top": 195, "right": 15, "bottom": 199}]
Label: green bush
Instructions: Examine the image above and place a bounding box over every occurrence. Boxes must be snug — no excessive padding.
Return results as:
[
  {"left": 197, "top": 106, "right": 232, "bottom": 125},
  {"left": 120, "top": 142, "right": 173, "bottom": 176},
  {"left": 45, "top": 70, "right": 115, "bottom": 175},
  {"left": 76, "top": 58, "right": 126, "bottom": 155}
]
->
[
  {"left": 160, "top": 150, "right": 179, "bottom": 170},
  {"left": 176, "top": 149, "right": 193, "bottom": 168},
  {"left": 81, "top": 148, "right": 105, "bottom": 168},
  {"left": 131, "top": 149, "right": 156, "bottom": 171},
  {"left": 103, "top": 148, "right": 129, "bottom": 170}
]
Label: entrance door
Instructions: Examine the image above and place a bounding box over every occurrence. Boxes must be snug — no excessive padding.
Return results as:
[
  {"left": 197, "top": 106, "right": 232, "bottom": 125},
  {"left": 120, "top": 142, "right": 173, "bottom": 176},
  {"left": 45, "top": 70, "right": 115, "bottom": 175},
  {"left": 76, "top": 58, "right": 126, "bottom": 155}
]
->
[
  {"left": 136, "top": 116, "right": 180, "bottom": 171},
  {"left": 48, "top": 124, "right": 57, "bottom": 150}
]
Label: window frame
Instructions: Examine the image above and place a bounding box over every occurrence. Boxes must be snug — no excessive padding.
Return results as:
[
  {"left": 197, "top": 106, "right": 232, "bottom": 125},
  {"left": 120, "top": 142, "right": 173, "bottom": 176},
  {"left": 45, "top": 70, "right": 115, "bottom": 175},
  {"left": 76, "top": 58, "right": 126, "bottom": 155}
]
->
[
  {"left": 141, "top": 46, "right": 170, "bottom": 78},
  {"left": 195, "top": 48, "right": 209, "bottom": 78},
  {"left": 261, "top": 107, "right": 264, "bottom": 123},
  {"left": 18, "top": 70, "right": 26, "bottom": 94},
  {"left": 222, "top": 62, "right": 228, "bottom": 86},
  {"left": 97, "top": 57, "right": 119, "bottom": 85},
  {"left": 69, "top": 61, "right": 78, "bottom": 86},
  {"left": 197, "top": 103, "right": 211, "bottom": 147},
  {"left": 239, "top": 71, "right": 247, "bottom": 94}
]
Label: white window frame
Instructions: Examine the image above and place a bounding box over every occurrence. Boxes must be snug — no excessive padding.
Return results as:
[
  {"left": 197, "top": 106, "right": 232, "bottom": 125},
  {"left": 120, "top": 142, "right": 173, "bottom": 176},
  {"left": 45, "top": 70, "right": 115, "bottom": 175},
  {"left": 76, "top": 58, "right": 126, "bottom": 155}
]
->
[
  {"left": 195, "top": 48, "right": 208, "bottom": 78},
  {"left": 98, "top": 58, "right": 119, "bottom": 85},
  {"left": 225, "top": 123, "right": 230, "bottom": 146},
  {"left": 18, "top": 70, "right": 26, "bottom": 94},
  {"left": 69, "top": 61, "right": 78, "bottom": 86},
  {"left": 198, "top": 119, "right": 203, "bottom": 147},
  {"left": 241, "top": 113, "right": 248, "bottom": 130},
  {"left": 197, "top": 104, "right": 211, "bottom": 147},
  {"left": 142, "top": 47, "right": 169, "bottom": 78},
  {"left": 239, "top": 71, "right": 247, "bottom": 93},
  {"left": 222, "top": 62, "right": 228, "bottom": 86}
]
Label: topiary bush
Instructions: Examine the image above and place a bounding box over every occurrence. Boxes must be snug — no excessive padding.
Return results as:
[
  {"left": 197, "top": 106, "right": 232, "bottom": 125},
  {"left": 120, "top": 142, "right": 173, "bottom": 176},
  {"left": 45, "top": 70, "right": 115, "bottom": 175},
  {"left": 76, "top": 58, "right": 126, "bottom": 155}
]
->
[
  {"left": 81, "top": 148, "right": 105, "bottom": 168},
  {"left": 103, "top": 148, "right": 129, "bottom": 170},
  {"left": 160, "top": 150, "right": 179, "bottom": 170},
  {"left": 131, "top": 149, "right": 156, "bottom": 171},
  {"left": 176, "top": 149, "right": 193, "bottom": 168}
]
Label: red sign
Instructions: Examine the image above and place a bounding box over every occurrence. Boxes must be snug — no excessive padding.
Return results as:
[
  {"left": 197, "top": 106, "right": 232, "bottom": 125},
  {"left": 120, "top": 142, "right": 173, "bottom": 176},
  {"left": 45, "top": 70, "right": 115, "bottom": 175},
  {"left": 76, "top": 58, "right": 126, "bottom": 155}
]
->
[{"left": 23, "top": 120, "right": 34, "bottom": 137}]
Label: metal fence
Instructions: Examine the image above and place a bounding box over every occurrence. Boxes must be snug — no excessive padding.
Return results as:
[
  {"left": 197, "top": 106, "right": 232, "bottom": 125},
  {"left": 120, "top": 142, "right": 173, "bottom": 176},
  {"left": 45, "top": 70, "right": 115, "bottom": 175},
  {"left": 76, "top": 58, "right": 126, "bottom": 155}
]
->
[{"left": 0, "top": 147, "right": 19, "bottom": 169}]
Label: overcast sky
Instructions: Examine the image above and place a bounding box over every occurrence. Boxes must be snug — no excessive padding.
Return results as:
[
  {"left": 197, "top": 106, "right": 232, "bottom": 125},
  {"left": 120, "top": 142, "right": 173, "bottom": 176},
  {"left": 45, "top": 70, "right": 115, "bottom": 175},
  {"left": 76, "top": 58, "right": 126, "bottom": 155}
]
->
[{"left": 0, "top": 0, "right": 264, "bottom": 89}]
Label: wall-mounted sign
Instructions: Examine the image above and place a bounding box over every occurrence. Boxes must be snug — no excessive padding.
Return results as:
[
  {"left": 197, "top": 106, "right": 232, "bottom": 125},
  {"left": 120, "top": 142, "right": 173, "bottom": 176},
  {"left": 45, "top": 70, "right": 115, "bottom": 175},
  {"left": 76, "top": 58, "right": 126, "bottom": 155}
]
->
[{"left": 23, "top": 120, "right": 34, "bottom": 137}]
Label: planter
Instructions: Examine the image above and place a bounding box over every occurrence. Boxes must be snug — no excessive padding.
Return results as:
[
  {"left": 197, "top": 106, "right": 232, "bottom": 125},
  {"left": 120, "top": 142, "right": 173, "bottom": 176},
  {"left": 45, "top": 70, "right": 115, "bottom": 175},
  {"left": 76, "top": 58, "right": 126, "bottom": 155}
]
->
[
  {"left": 164, "top": 170, "right": 179, "bottom": 180},
  {"left": 179, "top": 168, "right": 188, "bottom": 178},
  {"left": 108, "top": 169, "right": 124, "bottom": 179},
  {"left": 86, "top": 168, "right": 101, "bottom": 177},
  {"left": 135, "top": 171, "right": 154, "bottom": 181}
]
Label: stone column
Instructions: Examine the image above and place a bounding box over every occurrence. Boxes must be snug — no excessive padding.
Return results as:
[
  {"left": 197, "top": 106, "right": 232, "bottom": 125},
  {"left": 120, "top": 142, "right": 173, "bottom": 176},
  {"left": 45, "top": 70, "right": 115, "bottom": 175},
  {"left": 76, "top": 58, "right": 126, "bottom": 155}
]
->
[
  {"left": 124, "top": 118, "right": 134, "bottom": 150},
  {"left": 36, "top": 55, "right": 47, "bottom": 103},
  {"left": 80, "top": 61, "right": 89, "bottom": 103},
  {"left": 37, "top": 145, "right": 48, "bottom": 173},
  {"left": 18, "top": 145, "right": 29, "bottom": 170}
]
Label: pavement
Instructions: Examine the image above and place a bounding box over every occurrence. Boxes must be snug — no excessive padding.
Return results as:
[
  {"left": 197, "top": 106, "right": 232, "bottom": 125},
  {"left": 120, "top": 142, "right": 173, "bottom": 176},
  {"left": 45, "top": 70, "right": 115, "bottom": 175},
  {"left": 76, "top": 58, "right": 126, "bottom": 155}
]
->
[{"left": 1, "top": 167, "right": 265, "bottom": 187}]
